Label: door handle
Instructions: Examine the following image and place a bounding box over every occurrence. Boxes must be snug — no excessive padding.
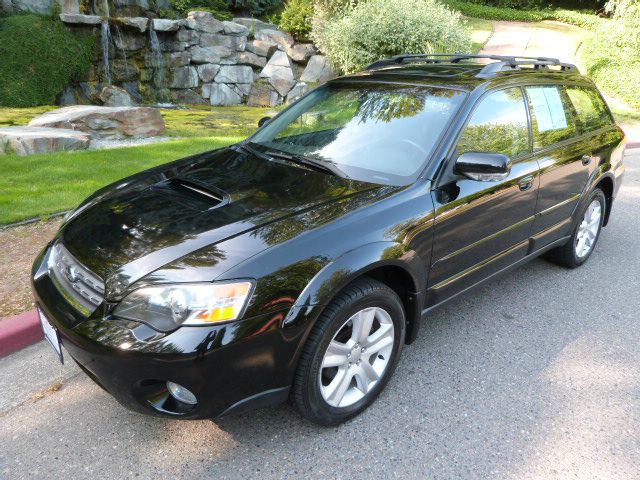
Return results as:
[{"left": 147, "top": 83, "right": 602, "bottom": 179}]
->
[
  {"left": 581, "top": 154, "right": 592, "bottom": 166},
  {"left": 518, "top": 175, "right": 534, "bottom": 191}
]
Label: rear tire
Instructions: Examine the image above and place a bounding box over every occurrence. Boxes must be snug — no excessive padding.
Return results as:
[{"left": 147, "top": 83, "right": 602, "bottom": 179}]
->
[
  {"left": 291, "top": 278, "right": 405, "bottom": 426},
  {"left": 546, "top": 188, "right": 605, "bottom": 268}
]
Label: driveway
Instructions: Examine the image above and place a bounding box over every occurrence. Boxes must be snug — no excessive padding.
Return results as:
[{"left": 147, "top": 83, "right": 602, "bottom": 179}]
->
[{"left": 1, "top": 149, "right": 639, "bottom": 479}]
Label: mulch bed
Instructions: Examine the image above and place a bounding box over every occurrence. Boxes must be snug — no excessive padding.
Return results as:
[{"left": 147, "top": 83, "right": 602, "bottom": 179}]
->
[{"left": 0, "top": 219, "right": 62, "bottom": 318}]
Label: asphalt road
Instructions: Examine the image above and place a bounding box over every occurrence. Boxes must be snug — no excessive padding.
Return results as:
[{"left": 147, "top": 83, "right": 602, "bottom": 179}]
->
[{"left": 1, "top": 150, "right": 639, "bottom": 480}]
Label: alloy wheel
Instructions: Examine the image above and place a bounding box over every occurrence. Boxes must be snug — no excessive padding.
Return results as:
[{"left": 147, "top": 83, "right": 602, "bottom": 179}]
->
[
  {"left": 575, "top": 199, "right": 602, "bottom": 258},
  {"left": 318, "top": 307, "right": 395, "bottom": 408}
]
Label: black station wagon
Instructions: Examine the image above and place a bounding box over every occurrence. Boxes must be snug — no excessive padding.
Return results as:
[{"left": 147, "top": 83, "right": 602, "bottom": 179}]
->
[{"left": 32, "top": 54, "right": 626, "bottom": 425}]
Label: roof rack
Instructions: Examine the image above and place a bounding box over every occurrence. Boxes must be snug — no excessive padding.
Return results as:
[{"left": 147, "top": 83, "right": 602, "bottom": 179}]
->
[{"left": 365, "top": 54, "right": 578, "bottom": 77}]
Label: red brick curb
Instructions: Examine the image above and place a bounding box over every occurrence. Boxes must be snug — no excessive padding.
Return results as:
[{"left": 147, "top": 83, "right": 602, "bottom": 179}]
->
[{"left": 0, "top": 309, "right": 42, "bottom": 358}]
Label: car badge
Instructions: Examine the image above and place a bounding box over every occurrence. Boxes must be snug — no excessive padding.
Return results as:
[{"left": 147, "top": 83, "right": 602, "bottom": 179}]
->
[{"left": 65, "top": 265, "right": 79, "bottom": 283}]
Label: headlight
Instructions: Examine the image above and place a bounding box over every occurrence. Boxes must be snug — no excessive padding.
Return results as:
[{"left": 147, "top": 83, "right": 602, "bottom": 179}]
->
[{"left": 112, "top": 281, "right": 253, "bottom": 332}]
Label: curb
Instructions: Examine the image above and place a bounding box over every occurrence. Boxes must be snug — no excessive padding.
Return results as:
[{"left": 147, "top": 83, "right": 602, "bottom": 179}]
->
[
  {"left": 0, "top": 309, "right": 42, "bottom": 358},
  {"left": 0, "top": 210, "right": 68, "bottom": 231}
]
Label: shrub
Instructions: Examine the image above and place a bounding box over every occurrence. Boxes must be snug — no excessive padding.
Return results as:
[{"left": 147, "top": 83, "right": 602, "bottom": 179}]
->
[
  {"left": 171, "top": 0, "right": 281, "bottom": 17},
  {"left": 279, "top": 0, "right": 313, "bottom": 39},
  {"left": 229, "top": 0, "right": 282, "bottom": 15},
  {"left": 457, "top": 0, "right": 604, "bottom": 8},
  {"left": 0, "top": 15, "right": 95, "bottom": 107},
  {"left": 313, "top": 0, "right": 360, "bottom": 19},
  {"left": 445, "top": 0, "right": 604, "bottom": 28},
  {"left": 581, "top": 30, "right": 640, "bottom": 110},
  {"left": 445, "top": 0, "right": 547, "bottom": 20},
  {"left": 310, "top": 0, "right": 362, "bottom": 53},
  {"left": 473, "top": 0, "right": 546, "bottom": 8},
  {"left": 170, "top": 0, "right": 233, "bottom": 18},
  {"left": 606, "top": 0, "right": 640, "bottom": 51},
  {"left": 316, "top": 0, "right": 473, "bottom": 74},
  {"left": 547, "top": 8, "right": 604, "bottom": 29}
]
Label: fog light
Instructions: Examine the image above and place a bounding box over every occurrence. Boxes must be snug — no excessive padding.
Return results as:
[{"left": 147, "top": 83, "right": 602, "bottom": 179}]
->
[{"left": 166, "top": 381, "right": 197, "bottom": 405}]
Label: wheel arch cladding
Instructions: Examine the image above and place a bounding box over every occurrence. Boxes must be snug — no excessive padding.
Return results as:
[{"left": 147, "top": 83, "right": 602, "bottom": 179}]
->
[
  {"left": 596, "top": 176, "right": 614, "bottom": 226},
  {"left": 291, "top": 241, "right": 426, "bottom": 344}
]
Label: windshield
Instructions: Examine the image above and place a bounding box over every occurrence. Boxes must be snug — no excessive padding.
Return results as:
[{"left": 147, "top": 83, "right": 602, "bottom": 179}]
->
[{"left": 249, "top": 83, "right": 466, "bottom": 185}]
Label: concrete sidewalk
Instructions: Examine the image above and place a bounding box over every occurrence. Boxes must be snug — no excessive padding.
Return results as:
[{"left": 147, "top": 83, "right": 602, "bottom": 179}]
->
[{"left": 0, "top": 341, "right": 80, "bottom": 414}]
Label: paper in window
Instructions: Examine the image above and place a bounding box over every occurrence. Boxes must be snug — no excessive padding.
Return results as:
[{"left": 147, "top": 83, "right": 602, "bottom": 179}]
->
[{"left": 528, "top": 87, "right": 568, "bottom": 132}]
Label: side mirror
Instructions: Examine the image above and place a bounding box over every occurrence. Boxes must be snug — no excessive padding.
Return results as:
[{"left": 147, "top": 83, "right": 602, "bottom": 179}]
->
[
  {"left": 455, "top": 152, "right": 512, "bottom": 181},
  {"left": 258, "top": 116, "right": 271, "bottom": 127}
]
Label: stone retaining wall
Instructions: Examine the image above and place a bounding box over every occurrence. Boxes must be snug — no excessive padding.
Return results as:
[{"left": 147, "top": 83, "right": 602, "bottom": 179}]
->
[
  {"left": 58, "top": 12, "right": 334, "bottom": 107},
  {"left": 1, "top": 0, "right": 170, "bottom": 16}
]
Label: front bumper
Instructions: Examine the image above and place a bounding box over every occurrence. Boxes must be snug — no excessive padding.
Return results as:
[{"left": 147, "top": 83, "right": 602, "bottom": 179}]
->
[{"left": 31, "top": 246, "right": 303, "bottom": 419}]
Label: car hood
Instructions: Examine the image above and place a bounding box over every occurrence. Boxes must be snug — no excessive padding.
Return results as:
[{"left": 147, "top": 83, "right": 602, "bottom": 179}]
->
[{"left": 60, "top": 146, "right": 379, "bottom": 298}]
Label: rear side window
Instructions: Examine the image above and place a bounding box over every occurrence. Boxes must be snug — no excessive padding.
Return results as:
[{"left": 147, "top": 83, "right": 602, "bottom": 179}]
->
[
  {"left": 457, "top": 88, "right": 530, "bottom": 158},
  {"left": 566, "top": 86, "right": 613, "bottom": 132},
  {"left": 524, "top": 85, "right": 578, "bottom": 150}
]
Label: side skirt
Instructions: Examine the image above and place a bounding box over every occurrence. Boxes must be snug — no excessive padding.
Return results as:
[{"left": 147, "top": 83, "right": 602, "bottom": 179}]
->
[{"left": 421, "top": 235, "right": 571, "bottom": 319}]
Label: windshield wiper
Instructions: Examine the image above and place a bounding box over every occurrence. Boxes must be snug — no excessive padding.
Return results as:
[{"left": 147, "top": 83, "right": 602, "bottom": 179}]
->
[
  {"left": 235, "top": 142, "right": 271, "bottom": 161},
  {"left": 239, "top": 142, "right": 347, "bottom": 178},
  {"left": 265, "top": 149, "right": 347, "bottom": 178}
]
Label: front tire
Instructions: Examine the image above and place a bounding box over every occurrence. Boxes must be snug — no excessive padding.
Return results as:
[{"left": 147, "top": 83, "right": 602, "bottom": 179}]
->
[
  {"left": 547, "top": 188, "right": 605, "bottom": 268},
  {"left": 291, "top": 278, "right": 405, "bottom": 426}
]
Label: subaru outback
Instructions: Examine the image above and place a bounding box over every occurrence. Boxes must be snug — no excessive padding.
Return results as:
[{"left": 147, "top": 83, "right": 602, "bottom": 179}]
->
[{"left": 32, "top": 54, "right": 625, "bottom": 425}]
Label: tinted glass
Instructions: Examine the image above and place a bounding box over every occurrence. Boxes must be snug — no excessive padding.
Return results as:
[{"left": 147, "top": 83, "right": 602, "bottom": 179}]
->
[
  {"left": 566, "top": 86, "right": 613, "bottom": 132},
  {"left": 457, "top": 88, "right": 529, "bottom": 158},
  {"left": 250, "top": 84, "right": 466, "bottom": 185},
  {"left": 525, "top": 85, "right": 578, "bottom": 149}
]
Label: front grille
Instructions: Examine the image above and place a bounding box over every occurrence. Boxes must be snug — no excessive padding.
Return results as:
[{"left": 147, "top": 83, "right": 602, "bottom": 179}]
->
[{"left": 48, "top": 242, "right": 105, "bottom": 315}]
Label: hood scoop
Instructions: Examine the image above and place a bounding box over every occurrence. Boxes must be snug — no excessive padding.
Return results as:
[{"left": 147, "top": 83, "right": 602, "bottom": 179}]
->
[
  {"left": 60, "top": 146, "right": 375, "bottom": 285},
  {"left": 163, "top": 177, "right": 229, "bottom": 209}
]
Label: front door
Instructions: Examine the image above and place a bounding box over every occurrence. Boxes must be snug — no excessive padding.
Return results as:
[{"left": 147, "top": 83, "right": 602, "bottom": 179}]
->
[{"left": 427, "top": 87, "right": 539, "bottom": 306}]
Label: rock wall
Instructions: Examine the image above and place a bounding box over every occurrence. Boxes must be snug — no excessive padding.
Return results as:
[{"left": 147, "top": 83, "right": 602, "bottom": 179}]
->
[
  {"left": 1, "top": 0, "right": 55, "bottom": 14},
  {"left": 58, "top": 12, "right": 334, "bottom": 107},
  {"left": 1, "top": 0, "right": 170, "bottom": 16}
]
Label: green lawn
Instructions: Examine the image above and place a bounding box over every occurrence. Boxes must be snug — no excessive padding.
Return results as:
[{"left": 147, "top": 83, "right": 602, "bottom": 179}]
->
[
  {"left": 0, "top": 106, "right": 59, "bottom": 126},
  {"left": 0, "top": 137, "right": 245, "bottom": 224},
  {"left": 0, "top": 105, "right": 277, "bottom": 137},
  {"left": 161, "top": 105, "right": 278, "bottom": 137},
  {"left": 0, "top": 105, "right": 278, "bottom": 225}
]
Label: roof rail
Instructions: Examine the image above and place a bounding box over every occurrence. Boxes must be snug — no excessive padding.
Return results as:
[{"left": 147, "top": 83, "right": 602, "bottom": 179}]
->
[{"left": 365, "top": 54, "right": 578, "bottom": 77}]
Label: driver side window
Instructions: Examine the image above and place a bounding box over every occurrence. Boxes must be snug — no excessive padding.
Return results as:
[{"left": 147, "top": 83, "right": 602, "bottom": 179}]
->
[{"left": 457, "top": 88, "right": 530, "bottom": 159}]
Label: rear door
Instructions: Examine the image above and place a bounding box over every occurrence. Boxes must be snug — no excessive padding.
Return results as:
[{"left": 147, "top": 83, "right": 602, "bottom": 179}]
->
[
  {"left": 564, "top": 85, "right": 622, "bottom": 196},
  {"left": 427, "top": 87, "right": 539, "bottom": 306},
  {"left": 524, "top": 84, "right": 592, "bottom": 244}
]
